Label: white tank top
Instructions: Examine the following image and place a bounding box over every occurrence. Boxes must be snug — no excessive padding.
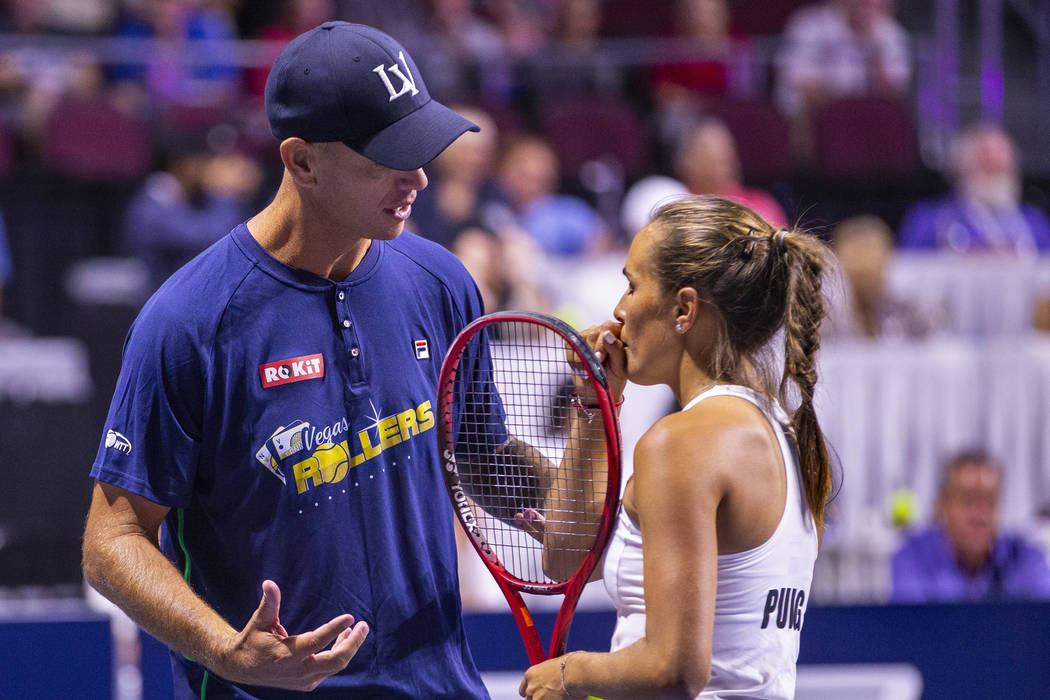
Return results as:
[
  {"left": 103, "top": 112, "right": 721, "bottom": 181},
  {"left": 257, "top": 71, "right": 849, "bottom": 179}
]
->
[{"left": 602, "top": 384, "right": 818, "bottom": 700}]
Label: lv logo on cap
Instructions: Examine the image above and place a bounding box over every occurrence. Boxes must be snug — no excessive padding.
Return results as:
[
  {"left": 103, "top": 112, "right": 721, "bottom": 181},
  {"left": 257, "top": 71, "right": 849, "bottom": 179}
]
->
[{"left": 373, "top": 51, "right": 419, "bottom": 102}]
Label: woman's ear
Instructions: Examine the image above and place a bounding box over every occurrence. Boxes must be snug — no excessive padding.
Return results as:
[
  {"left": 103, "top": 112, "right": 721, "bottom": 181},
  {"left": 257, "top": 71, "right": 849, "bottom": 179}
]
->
[
  {"left": 674, "top": 286, "right": 700, "bottom": 333},
  {"left": 279, "top": 138, "right": 318, "bottom": 187}
]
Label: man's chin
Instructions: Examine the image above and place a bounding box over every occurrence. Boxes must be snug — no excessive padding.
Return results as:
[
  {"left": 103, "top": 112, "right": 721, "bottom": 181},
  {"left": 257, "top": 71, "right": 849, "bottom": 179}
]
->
[{"left": 371, "top": 224, "right": 405, "bottom": 241}]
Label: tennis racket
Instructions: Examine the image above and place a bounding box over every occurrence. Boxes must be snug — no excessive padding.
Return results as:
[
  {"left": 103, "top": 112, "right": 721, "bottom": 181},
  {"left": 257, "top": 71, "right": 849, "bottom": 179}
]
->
[{"left": 438, "top": 311, "right": 622, "bottom": 665}]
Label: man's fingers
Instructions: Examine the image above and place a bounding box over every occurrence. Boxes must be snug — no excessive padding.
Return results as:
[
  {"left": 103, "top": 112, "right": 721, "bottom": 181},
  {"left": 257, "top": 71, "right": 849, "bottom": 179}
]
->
[
  {"left": 307, "top": 621, "right": 370, "bottom": 673},
  {"left": 292, "top": 614, "right": 357, "bottom": 655}
]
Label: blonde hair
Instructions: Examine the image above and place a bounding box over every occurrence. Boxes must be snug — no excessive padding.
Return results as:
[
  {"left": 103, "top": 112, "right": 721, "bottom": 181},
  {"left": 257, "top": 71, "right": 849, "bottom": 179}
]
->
[{"left": 647, "top": 195, "right": 833, "bottom": 534}]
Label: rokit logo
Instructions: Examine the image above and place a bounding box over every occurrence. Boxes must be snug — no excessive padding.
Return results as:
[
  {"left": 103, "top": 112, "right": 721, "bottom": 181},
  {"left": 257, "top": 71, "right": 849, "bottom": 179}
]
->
[{"left": 259, "top": 354, "right": 325, "bottom": 389}]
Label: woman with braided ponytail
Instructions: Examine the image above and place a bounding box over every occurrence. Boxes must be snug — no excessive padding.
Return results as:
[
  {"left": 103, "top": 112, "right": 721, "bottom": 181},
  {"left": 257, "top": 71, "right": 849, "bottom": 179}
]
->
[{"left": 520, "top": 195, "right": 832, "bottom": 700}]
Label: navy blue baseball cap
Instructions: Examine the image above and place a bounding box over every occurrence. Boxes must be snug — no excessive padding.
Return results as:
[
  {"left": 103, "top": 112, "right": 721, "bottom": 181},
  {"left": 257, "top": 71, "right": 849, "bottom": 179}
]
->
[{"left": 265, "top": 21, "right": 480, "bottom": 171}]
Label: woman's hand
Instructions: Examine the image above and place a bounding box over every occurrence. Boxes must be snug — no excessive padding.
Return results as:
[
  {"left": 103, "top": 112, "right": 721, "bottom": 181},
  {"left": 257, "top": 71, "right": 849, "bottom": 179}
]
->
[
  {"left": 519, "top": 655, "right": 571, "bottom": 699},
  {"left": 579, "top": 321, "right": 626, "bottom": 403}
]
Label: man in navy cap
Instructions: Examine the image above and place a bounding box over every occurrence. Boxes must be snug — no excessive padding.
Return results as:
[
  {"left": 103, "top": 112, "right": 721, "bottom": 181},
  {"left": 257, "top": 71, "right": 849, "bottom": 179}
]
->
[{"left": 83, "top": 22, "right": 490, "bottom": 698}]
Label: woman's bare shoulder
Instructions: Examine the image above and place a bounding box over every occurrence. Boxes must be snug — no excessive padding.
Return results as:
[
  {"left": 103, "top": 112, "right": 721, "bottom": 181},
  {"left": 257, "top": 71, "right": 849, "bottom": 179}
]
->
[{"left": 635, "top": 395, "right": 774, "bottom": 481}]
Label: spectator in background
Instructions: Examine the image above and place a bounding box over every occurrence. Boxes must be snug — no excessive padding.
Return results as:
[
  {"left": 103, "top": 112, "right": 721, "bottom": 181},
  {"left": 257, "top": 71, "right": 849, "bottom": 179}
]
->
[
  {"left": 524, "top": 0, "right": 618, "bottom": 102},
  {"left": 490, "top": 133, "right": 611, "bottom": 256},
  {"left": 125, "top": 130, "right": 261, "bottom": 290},
  {"left": 650, "top": 0, "right": 749, "bottom": 163},
  {"left": 898, "top": 124, "right": 1050, "bottom": 254},
  {"left": 109, "top": 0, "right": 242, "bottom": 108},
  {"left": 244, "top": 0, "right": 336, "bottom": 98},
  {"left": 487, "top": 0, "right": 556, "bottom": 57},
  {"left": 1, "top": 0, "right": 118, "bottom": 35},
  {"left": 891, "top": 450, "right": 1050, "bottom": 602},
  {"left": 1035, "top": 294, "right": 1050, "bottom": 333},
  {"left": 674, "top": 117, "right": 788, "bottom": 227},
  {"left": 619, "top": 174, "right": 690, "bottom": 239},
  {"left": 408, "top": 105, "right": 500, "bottom": 249},
  {"left": 826, "top": 214, "right": 942, "bottom": 339},
  {"left": 776, "top": 0, "right": 910, "bottom": 160},
  {"left": 0, "top": 0, "right": 111, "bottom": 159},
  {"left": 449, "top": 220, "right": 549, "bottom": 314},
  {"left": 557, "top": 0, "right": 602, "bottom": 47},
  {"left": 407, "top": 0, "right": 507, "bottom": 103}
]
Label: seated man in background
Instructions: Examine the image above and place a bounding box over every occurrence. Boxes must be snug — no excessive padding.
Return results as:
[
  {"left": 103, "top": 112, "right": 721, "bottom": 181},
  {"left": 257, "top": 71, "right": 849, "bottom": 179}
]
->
[
  {"left": 891, "top": 450, "right": 1050, "bottom": 602},
  {"left": 898, "top": 123, "right": 1050, "bottom": 254}
]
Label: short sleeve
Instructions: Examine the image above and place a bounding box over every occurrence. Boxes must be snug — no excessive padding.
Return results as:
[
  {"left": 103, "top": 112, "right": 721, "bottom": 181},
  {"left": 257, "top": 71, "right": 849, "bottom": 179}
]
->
[{"left": 89, "top": 304, "right": 206, "bottom": 508}]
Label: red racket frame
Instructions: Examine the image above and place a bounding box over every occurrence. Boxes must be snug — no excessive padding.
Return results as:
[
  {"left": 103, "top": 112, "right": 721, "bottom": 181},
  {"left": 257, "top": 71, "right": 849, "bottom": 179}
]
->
[{"left": 438, "top": 311, "right": 623, "bottom": 665}]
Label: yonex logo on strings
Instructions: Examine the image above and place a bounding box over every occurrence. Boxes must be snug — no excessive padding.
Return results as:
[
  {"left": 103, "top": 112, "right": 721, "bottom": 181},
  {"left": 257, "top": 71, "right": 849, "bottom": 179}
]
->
[{"left": 373, "top": 51, "right": 419, "bottom": 101}]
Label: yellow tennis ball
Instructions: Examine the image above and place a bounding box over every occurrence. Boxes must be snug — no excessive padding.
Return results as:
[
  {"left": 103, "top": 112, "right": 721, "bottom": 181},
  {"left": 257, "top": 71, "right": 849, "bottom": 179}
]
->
[
  {"left": 554, "top": 304, "right": 584, "bottom": 331},
  {"left": 888, "top": 488, "right": 918, "bottom": 528}
]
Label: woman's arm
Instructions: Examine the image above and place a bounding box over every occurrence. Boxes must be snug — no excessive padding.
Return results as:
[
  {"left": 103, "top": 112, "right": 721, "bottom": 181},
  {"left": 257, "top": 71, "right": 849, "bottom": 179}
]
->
[{"left": 521, "top": 410, "right": 723, "bottom": 699}]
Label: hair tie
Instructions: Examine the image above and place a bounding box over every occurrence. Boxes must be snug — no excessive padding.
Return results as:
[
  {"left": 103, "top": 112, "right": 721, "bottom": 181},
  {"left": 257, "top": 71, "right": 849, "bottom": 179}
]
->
[{"left": 774, "top": 229, "right": 788, "bottom": 255}]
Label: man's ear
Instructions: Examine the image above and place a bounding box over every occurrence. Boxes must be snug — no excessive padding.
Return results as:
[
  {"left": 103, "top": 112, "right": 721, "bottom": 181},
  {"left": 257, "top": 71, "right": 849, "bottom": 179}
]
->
[{"left": 279, "top": 138, "right": 318, "bottom": 187}]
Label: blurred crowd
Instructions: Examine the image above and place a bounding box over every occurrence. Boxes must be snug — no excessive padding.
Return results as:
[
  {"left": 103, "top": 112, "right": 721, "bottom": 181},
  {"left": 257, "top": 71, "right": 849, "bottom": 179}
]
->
[{"left": 1, "top": 0, "right": 1050, "bottom": 608}]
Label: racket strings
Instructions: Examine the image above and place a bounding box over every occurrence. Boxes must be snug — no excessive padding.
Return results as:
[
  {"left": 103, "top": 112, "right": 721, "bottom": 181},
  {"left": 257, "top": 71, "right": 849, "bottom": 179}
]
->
[{"left": 452, "top": 321, "right": 611, "bottom": 585}]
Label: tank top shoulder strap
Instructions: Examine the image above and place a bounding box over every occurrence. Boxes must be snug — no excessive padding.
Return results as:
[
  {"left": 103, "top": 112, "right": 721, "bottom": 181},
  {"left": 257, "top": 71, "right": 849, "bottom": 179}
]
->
[
  {"left": 682, "top": 383, "right": 802, "bottom": 507},
  {"left": 682, "top": 384, "right": 791, "bottom": 429}
]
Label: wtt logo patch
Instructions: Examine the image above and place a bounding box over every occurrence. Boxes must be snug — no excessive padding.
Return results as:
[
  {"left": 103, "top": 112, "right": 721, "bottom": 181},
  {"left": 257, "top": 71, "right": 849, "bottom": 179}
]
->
[
  {"left": 259, "top": 354, "right": 325, "bottom": 389},
  {"left": 105, "top": 429, "right": 132, "bottom": 454}
]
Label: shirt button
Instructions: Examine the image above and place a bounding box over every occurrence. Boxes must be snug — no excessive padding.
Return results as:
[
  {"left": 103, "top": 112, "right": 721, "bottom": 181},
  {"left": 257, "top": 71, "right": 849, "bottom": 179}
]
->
[
  {"left": 351, "top": 347, "right": 359, "bottom": 357},
  {"left": 337, "top": 291, "right": 345, "bottom": 301},
  {"left": 342, "top": 319, "right": 351, "bottom": 328}
]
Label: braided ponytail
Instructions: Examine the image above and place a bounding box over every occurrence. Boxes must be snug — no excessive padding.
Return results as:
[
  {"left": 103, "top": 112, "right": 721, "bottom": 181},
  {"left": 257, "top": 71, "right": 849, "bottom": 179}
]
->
[{"left": 779, "top": 236, "right": 832, "bottom": 536}]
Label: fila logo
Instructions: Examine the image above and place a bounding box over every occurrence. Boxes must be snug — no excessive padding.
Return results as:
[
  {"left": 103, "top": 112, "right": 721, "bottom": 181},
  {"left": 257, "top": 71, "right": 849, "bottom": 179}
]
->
[
  {"left": 373, "top": 51, "right": 419, "bottom": 102},
  {"left": 259, "top": 353, "right": 325, "bottom": 389},
  {"left": 105, "top": 429, "right": 132, "bottom": 454},
  {"left": 414, "top": 339, "right": 429, "bottom": 360}
]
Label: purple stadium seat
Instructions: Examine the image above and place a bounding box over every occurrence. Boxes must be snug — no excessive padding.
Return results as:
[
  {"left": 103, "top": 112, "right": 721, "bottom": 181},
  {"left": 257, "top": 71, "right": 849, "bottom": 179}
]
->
[
  {"left": 812, "top": 96, "right": 919, "bottom": 177},
  {"left": 43, "top": 96, "right": 151, "bottom": 180},
  {"left": 706, "top": 97, "right": 793, "bottom": 179},
  {"left": 729, "top": 0, "right": 819, "bottom": 36},
  {"left": 540, "top": 97, "right": 650, "bottom": 182},
  {"left": 600, "top": 0, "right": 673, "bottom": 37},
  {"left": 158, "top": 103, "right": 230, "bottom": 135}
]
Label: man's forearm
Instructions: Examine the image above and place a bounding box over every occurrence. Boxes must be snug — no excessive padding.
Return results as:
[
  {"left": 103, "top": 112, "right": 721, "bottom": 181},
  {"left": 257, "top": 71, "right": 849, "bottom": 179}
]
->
[{"left": 83, "top": 529, "right": 236, "bottom": 675}]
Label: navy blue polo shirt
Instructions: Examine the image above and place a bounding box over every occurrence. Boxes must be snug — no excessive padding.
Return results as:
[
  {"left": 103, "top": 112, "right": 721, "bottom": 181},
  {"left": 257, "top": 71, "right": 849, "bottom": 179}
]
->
[{"left": 91, "top": 224, "right": 491, "bottom": 699}]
